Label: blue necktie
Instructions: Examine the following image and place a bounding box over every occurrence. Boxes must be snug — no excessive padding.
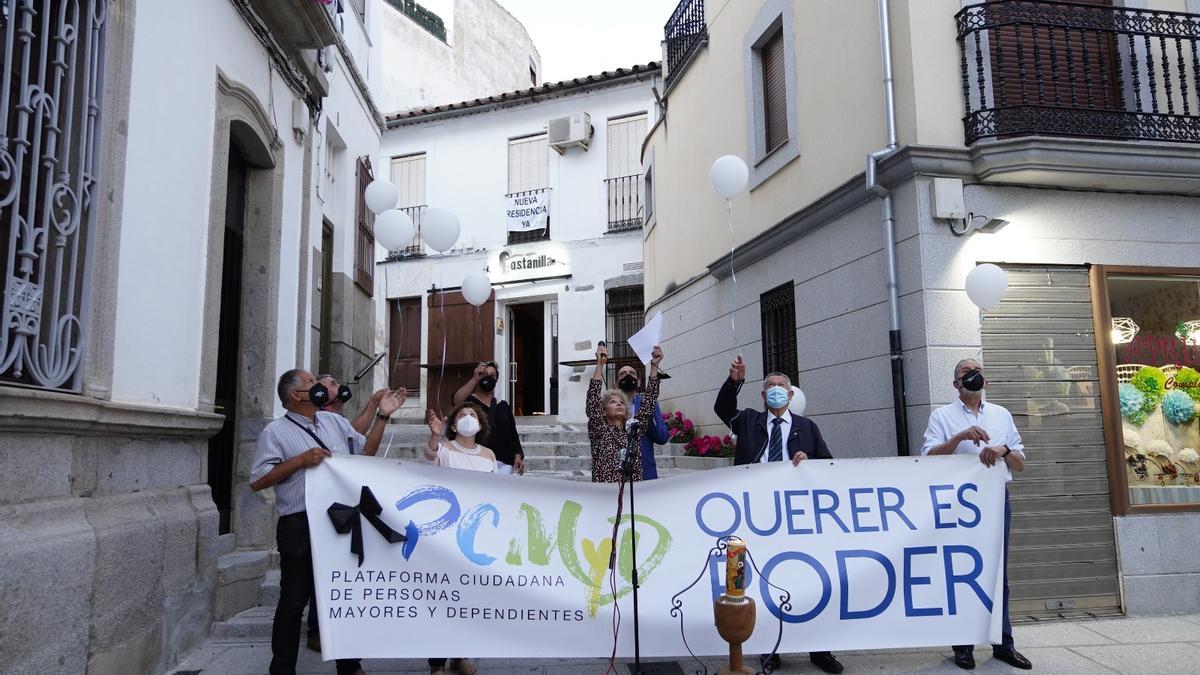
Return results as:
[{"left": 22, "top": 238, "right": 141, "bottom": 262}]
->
[{"left": 768, "top": 418, "right": 784, "bottom": 462}]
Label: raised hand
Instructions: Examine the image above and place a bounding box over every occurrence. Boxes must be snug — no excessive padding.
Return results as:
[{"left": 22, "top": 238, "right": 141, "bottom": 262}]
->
[
  {"left": 426, "top": 409, "right": 446, "bottom": 437},
  {"left": 729, "top": 355, "right": 747, "bottom": 382},
  {"left": 379, "top": 388, "right": 406, "bottom": 416},
  {"left": 651, "top": 345, "right": 664, "bottom": 367},
  {"left": 596, "top": 344, "right": 609, "bottom": 364}
]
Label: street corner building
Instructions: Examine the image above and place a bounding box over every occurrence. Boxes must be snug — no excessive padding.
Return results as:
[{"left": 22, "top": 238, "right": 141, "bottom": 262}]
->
[{"left": 644, "top": 0, "right": 1200, "bottom": 623}]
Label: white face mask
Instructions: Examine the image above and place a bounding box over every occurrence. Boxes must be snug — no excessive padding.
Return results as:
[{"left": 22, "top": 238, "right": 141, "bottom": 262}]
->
[{"left": 454, "top": 414, "right": 480, "bottom": 438}]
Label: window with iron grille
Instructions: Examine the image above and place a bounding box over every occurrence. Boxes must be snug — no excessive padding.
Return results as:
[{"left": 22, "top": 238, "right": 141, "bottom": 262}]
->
[
  {"left": 0, "top": 1, "right": 106, "bottom": 392},
  {"left": 507, "top": 135, "right": 550, "bottom": 244},
  {"left": 606, "top": 287, "right": 645, "bottom": 385},
  {"left": 761, "top": 28, "right": 788, "bottom": 153},
  {"left": 389, "top": 153, "right": 426, "bottom": 257},
  {"left": 354, "top": 157, "right": 375, "bottom": 294},
  {"left": 760, "top": 283, "right": 797, "bottom": 383},
  {"left": 605, "top": 114, "right": 647, "bottom": 232}
]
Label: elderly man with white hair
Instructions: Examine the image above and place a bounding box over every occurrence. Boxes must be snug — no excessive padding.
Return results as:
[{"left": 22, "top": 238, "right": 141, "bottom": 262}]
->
[{"left": 920, "top": 358, "right": 1030, "bottom": 671}]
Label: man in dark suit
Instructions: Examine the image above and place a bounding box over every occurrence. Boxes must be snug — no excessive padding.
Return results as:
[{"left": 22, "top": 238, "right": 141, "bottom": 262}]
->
[{"left": 714, "top": 355, "right": 842, "bottom": 675}]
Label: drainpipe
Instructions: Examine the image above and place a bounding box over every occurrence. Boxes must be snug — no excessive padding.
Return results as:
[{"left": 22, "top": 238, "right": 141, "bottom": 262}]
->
[{"left": 865, "top": 0, "right": 911, "bottom": 456}]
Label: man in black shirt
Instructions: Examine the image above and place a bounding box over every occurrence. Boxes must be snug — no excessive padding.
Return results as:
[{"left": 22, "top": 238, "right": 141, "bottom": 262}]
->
[{"left": 453, "top": 361, "right": 524, "bottom": 474}]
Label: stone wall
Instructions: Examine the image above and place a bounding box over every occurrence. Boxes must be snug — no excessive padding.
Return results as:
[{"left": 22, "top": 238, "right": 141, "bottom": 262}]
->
[{"left": 0, "top": 388, "right": 223, "bottom": 674}]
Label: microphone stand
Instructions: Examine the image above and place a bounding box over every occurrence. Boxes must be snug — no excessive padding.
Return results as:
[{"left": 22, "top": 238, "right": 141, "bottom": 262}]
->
[{"left": 618, "top": 422, "right": 644, "bottom": 674}]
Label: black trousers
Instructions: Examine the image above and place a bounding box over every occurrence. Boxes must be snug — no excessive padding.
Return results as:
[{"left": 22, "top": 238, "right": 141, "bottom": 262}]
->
[{"left": 271, "top": 512, "right": 361, "bottom": 675}]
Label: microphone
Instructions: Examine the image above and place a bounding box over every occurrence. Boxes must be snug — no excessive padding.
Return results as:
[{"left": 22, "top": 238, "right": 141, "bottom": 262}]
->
[{"left": 620, "top": 418, "right": 640, "bottom": 478}]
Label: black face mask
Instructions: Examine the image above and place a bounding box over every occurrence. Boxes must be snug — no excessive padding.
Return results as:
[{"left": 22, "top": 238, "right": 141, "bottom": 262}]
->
[
  {"left": 478, "top": 376, "right": 497, "bottom": 392},
  {"left": 336, "top": 384, "right": 353, "bottom": 404},
  {"left": 618, "top": 375, "right": 638, "bottom": 393},
  {"left": 299, "top": 382, "right": 330, "bottom": 407},
  {"left": 959, "top": 369, "right": 985, "bottom": 392}
]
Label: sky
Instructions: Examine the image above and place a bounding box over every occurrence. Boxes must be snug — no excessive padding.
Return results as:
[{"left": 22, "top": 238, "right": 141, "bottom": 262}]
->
[{"left": 496, "top": 0, "right": 677, "bottom": 83}]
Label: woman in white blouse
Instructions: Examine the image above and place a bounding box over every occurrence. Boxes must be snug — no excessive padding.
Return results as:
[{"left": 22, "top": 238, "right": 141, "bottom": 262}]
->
[
  {"left": 424, "top": 402, "right": 497, "bottom": 473},
  {"left": 423, "top": 401, "right": 494, "bottom": 675}
]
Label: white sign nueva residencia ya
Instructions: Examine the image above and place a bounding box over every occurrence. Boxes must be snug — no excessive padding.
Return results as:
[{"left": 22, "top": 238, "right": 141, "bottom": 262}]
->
[
  {"left": 489, "top": 243, "right": 570, "bottom": 283},
  {"left": 505, "top": 190, "right": 550, "bottom": 232}
]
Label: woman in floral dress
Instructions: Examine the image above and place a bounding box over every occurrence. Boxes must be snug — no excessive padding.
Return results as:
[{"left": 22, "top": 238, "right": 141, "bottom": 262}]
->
[{"left": 585, "top": 343, "right": 663, "bottom": 482}]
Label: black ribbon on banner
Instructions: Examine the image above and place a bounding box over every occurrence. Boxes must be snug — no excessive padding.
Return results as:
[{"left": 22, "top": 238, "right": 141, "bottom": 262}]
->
[{"left": 327, "top": 486, "right": 407, "bottom": 567}]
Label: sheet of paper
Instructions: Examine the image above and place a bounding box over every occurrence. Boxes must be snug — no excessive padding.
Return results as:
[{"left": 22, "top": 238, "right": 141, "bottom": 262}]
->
[{"left": 628, "top": 312, "right": 663, "bottom": 365}]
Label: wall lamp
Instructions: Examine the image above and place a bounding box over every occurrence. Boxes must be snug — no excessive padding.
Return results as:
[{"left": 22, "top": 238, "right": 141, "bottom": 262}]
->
[{"left": 949, "top": 213, "right": 1010, "bottom": 236}]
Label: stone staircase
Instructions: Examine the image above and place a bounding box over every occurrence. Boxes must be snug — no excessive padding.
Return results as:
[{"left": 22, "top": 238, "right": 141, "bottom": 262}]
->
[
  {"left": 375, "top": 419, "right": 729, "bottom": 480},
  {"left": 208, "top": 419, "right": 732, "bottom": 640}
]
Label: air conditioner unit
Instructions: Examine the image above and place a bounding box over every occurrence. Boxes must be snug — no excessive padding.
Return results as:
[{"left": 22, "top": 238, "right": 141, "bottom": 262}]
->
[{"left": 548, "top": 112, "right": 592, "bottom": 153}]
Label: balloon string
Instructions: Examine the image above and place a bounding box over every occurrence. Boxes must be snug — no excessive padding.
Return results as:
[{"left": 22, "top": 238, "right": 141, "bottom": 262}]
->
[
  {"left": 726, "top": 200, "right": 743, "bottom": 358},
  {"left": 439, "top": 284, "right": 447, "bottom": 415}
]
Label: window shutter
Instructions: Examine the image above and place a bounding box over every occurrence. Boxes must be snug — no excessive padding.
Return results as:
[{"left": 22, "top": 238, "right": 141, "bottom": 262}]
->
[
  {"left": 762, "top": 30, "right": 789, "bottom": 153},
  {"left": 391, "top": 154, "right": 426, "bottom": 207},
  {"left": 986, "top": 0, "right": 1119, "bottom": 112},
  {"left": 354, "top": 157, "right": 375, "bottom": 294},
  {"left": 507, "top": 135, "right": 549, "bottom": 193}
]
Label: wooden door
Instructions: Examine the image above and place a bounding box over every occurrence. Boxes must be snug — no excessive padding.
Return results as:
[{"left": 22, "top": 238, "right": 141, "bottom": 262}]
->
[
  {"left": 389, "top": 297, "right": 421, "bottom": 393},
  {"left": 426, "top": 290, "right": 494, "bottom": 414}
]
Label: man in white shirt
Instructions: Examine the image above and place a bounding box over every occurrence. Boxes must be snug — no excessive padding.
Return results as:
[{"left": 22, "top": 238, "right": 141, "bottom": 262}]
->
[{"left": 920, "top": 358, "right": 1030, "bottom": 671}]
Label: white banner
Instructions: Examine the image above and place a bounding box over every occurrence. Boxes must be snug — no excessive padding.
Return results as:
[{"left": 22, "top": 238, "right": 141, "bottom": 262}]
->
[
  {"left": 506, "top": 191, "right": 549, "bottom": 232},
  {"left": 306, "top": 455, "right": 1007, "bottom": 660}
]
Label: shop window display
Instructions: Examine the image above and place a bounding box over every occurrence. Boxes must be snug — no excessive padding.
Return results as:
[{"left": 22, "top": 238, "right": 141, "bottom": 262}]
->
[{"left": 1107, "top": 274, "right": 1200, "bottom": 506}]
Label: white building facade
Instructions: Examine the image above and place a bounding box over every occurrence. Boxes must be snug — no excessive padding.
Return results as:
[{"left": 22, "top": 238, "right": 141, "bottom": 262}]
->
[
  {"left": 376, "top": 64, "right": 661, "bottom": 423},
  {"left": 0, "top": 0, "right": 539, "bottom": 671}
]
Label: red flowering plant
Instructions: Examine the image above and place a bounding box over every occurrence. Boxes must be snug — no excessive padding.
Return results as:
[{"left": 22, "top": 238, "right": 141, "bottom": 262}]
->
[
  {"left": 684, "top": 434, "right": 736, "bottom": 458},
  {"left": 661, "top": 410, "right": 696, "bottom": 443}
]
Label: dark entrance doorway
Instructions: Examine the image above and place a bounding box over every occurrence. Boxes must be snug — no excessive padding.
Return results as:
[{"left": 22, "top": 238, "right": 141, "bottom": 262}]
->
[
  {"left": 209, "top": 146, "right": 248, "bottom": 534},
  {"left": 509, "top": 302, "right": 545, "bottom": 416}
]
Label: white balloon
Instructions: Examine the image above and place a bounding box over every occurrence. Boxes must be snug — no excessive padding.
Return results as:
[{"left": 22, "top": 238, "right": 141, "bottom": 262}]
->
[
  {"left": 374, "top": 209, "right": 414, "bottom": 250},
  {"left": 788, "top": 386, "right": 807, "bottom": 416},
  {"left": 964, "top": 263, "right": 1009, "bottom": 309},
  {"left": 461, "top": 272, "right": 492, "bottom": 306},
  {"left": 422, "top": 207, "right": 460, "bottom": 252},
  {"left": 709, "top": 155, "right": 749, "bottom": 200},
  {"left": 364, "top": 179, "right": 399, "bottom": 215}
]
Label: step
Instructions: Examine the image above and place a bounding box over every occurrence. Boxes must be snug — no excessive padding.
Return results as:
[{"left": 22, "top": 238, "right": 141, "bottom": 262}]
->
[
  {"left": 258, "top": 569, "right": 280, "bottom": 607},
  {"left": 533, "top": 466, "right": 707, "bottom": 482},
  {"left": 214, "top": 551, "right": 271, "bottom": 621},
  {"left": 523, "top": 455, "right": 733, "bottom": 473},
  {"left": 211, "top": 605, "right": 276, "bottom": 640}
]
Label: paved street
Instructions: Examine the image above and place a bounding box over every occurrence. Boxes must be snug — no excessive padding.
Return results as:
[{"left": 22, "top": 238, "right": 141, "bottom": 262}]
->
[{"left": 173, "top": 613, "right": 1200, "bottom": 674}]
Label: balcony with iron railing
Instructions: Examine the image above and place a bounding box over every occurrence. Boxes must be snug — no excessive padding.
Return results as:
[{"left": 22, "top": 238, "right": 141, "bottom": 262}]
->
[
  {"left": 506, "top": 188, "right": 551, "bottom": 245},
  {"left": 664, "top": 0, "right": 706, "bottom": 88},
  {"left": 956, "top": 0, "right": 1200, "bottom": 146},
  {"left": 605, "top": 175, "right": 644, "bottom": 233},
  {"left": 385, "top": 205, "right": 428, "bottom": 260},
  {"left": 383, "top": 0, "right": 447, "bottom": 42}
]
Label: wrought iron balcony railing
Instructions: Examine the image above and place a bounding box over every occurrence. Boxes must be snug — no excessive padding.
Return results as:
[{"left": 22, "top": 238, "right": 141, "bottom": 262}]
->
[
  {"left": 664, "top": 0, "right": 706, "bottom": 88},
  {"left": 506, "top": 188, "right": 551, "bottom": 245},
  {"left": 956, "top": 0, "right": 1200, "bottom": 145},
  {"left": 605, "top": 175, "right": 644, "bottom": 233},
  {"left": 384, "top": 0, "right": 447, "bottom": 42},
  {"left": 385, "top": 205, "right": 428, "bottom": 260}
]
